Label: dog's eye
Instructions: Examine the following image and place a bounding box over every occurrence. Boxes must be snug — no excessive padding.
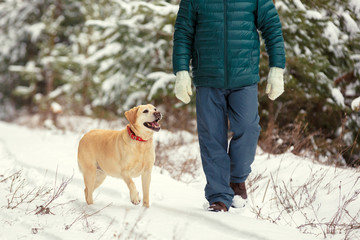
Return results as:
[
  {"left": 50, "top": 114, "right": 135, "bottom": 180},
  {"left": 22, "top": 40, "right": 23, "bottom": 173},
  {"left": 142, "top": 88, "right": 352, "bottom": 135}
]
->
[
  {"left": 154, "top": 108, "right": 157, "bottom": 111},
  {"left": 143, "top": 109, "right": 149, "bottom": 113}
]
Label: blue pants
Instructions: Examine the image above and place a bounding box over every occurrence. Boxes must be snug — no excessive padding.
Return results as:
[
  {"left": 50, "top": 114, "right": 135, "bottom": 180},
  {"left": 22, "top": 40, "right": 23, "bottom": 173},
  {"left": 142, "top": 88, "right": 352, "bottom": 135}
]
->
[{"left": 196, "top": 85, "right": 261, "bottom": 209}]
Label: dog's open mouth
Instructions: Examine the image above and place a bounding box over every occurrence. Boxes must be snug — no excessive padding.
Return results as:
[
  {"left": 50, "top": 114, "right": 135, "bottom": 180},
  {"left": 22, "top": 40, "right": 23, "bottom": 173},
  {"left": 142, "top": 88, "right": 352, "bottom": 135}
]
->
[{"left": 144, "top": 118, "right": 161, "bottom": 132}]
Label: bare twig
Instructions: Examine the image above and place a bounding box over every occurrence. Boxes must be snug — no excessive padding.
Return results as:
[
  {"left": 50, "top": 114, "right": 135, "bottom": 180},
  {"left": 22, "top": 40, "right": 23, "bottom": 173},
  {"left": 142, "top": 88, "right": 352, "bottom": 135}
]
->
[
  {"left": 65, "top": 203, "right": 112, "bottom": 231},
  {"left": 5, "top": 171, "right": 50, "bottom": 210},
  {"left": 35, "top": 169, "right": 73, "bottom": 215},
  {"left": 98, "top": 218, "right": 116, "bottom": 240},
  {"left": 262, "top": 179, "right": 270, "bottom": 203},
  {"left": 0, "top": 170, "right": 22, "bottom": 183}
]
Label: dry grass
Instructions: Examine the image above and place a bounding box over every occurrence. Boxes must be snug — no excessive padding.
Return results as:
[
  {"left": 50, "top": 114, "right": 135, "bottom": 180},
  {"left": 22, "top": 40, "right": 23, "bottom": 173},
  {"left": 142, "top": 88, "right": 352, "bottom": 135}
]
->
[
  {"left": 65, "top": 203, "right": 112, "bottom": 233},
  {"left": 259, "top": 115, "right": 359, "bottom": 167},
  {"left": 1, "top": 169, "right": 72, "bottom": 215},
  {"left": 34, "top": 168, "right": 73, "bottom": 215},
  {"left": 1, "top": 169, "right": 107, "bottom": 233},
  {"left": 259, "top": 120, "right": 320, "bottom": 157},
  {"left": 0, "top": 169, "right": 153, "bottom": 238},
  {"left": 247, "top": 163, "right": 360, "bottom": 239},
  {"left": 3, "top": 170, "right": 51, "bottom": 210},
  {"left": 114, "top": 209, "right": 149, "bottom": 240},
  {"left": 155, "top": 136, "right": 200, "bottom": 183}
]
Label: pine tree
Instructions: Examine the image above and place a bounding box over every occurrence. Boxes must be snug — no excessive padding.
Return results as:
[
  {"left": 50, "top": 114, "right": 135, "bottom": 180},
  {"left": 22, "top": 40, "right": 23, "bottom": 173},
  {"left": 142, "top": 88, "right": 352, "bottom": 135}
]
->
[
  {"left": 0, "top": 0, "right": 87, "bottom": 123},
  {"left": 80, "top": 0, "right": 178, "bottom": 114},
  {"left": 258, "top": 0, "right": 360, "bottom": 165}
]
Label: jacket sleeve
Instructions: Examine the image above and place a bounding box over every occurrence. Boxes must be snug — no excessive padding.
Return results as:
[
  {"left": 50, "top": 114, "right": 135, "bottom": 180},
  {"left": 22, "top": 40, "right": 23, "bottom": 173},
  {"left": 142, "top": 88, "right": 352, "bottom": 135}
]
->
[
  {"left": 172, "top": 0, "right": 196, "bottom": 75},
  {"left": 256, "top": 0, "right": 286, "bottom": 69}
]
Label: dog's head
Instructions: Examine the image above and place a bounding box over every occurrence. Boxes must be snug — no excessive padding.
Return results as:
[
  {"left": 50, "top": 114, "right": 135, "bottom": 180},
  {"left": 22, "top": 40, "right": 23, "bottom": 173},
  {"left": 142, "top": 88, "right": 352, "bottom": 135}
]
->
[{"left": 125, "top": 104, "right": 162, "bottom": 133}]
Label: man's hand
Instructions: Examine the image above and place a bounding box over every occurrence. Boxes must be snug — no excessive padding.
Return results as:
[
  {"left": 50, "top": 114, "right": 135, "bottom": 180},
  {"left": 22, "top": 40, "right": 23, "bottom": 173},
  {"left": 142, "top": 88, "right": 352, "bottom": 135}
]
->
[
  {"left": 266, "top": 67, "right": 285, "bottom": 101},
  {"left": 175, "top": 70, "right": 192, "bottom": 104}
]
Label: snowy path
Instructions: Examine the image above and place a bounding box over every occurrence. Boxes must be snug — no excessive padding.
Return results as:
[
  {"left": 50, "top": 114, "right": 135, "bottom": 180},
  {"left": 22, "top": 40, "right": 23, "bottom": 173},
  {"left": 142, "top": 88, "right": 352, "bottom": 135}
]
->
[{"left": 0, "top": 121, "right": 323, "bottom": 239}]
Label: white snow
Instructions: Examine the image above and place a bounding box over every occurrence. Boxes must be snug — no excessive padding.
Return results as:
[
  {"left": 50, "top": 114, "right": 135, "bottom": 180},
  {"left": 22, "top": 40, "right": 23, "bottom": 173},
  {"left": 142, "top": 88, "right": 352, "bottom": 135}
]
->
[
  {"left": 51, "top": 102, "right": 62, "bottom": 114},
  {"left": 342, "top": 11, "right": 360, "bottom": 36},
  {"left": 349, "top": 0, "right": 360, "bottom": 18},
  {"left": 351, "top": 96, "right": 360, "bottom": 111},
  {"left": 356, "top": 61, "right": 360, "bottom": 76},
  {"left": 0, "top": 121, "right": 312, "bottom": 240},
  {"left": 324, "top": 22, "right": 340, "bottom": 46},
  {"left": 49, "top": 84, "right": 72, "bottom": 99},
  {"left": 0, "top": 119, "right": 359, "bottom": 240},
  {"left": 147, "top": 72, "right": 175, "bottom": 101},
  {"left": 27, "top": 22, "right": 45, "bottom": 42},
  {"left": 231, "top": 196, "right": 248, "bottom": 209},
  {"left": 293, "top": 0, "right": 306, "bottom": 11},
  {"left": 331, "top": 88, "right": 345, "bottom": 108},
  {"left": 122, "top": 91, "right": 148, "bottom": 111},
  {"left": 86, "top": 43, "right": 123, "bottom": 66},
  {"left": 305, "top": 10, "right": 323, "bottom": 20},
  {"left": 162, "top": 24, "right": 173, "bottom": 35},
  {"left": 43, "top": 119, "right": 56, "bottom": 130},
  {"left": 293, "top": 44, "right": 301, "bottom": 55},
  {"left": 275, "top": 1, "right": 290, "bottom": 12},
  {"left": 9, "top": 62, "right": 41, "bottom": 74},
  {"left": 85, "top": 20, "right": 117, "bottom": 29}
]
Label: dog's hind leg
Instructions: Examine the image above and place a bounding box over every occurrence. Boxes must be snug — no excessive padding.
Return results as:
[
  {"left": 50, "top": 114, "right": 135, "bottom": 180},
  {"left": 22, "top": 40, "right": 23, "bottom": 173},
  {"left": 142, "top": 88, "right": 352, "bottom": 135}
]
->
[
  {"left": 94, "top": 168, "right": 106, "bottom": 190},
  {"left": 83, "top": 167, "right": 96, "bottom": 205}
]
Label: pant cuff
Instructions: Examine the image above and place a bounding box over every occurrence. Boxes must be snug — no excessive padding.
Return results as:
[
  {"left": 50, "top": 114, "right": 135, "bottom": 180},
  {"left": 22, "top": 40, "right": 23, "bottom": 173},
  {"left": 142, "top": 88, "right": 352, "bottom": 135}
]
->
[{"left": 230, "top": 175, "right": 248, "bottom": 183}]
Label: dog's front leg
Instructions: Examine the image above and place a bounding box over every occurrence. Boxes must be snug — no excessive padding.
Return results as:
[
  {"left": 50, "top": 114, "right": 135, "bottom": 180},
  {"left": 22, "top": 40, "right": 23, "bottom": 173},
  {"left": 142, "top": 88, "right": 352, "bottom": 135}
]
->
[
  {"left": 141, "top": 171, "right": 152, "bottom": 208},
  {"left": 123, "top": 176, "right": 140, "bottom": 205}
]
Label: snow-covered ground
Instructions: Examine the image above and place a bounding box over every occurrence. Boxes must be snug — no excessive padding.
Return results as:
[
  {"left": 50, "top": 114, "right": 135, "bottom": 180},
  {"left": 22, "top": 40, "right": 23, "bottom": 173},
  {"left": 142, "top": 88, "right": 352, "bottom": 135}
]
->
[{"left": 0, "top": 119, "right": 359, "bottom": 240}]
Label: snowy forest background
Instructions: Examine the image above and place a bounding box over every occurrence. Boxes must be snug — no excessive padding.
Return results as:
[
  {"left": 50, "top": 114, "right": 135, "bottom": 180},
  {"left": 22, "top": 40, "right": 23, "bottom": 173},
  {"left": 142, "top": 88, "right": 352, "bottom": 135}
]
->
[{"left": 0, "top": 0, "right": 359, "bottom": 166}]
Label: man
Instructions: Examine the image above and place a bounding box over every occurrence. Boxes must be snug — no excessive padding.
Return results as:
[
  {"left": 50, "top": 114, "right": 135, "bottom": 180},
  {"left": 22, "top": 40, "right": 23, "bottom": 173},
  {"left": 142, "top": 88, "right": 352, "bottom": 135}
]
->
[{"left": 172, "top": 0, "right": 285, "bottom": 212}]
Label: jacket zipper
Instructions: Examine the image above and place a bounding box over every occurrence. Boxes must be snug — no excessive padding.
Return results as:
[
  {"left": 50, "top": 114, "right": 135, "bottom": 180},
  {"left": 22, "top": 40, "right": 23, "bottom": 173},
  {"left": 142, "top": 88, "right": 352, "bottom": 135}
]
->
[{"left": 224, "top": 0, "right": 228, "bottom": 88}]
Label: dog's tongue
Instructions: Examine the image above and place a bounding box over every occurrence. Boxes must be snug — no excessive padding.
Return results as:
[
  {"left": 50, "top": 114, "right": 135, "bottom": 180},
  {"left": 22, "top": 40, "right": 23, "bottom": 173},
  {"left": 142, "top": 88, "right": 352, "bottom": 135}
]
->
[{"left": 152, "top": 121, "right": 159, "bottom": 127}]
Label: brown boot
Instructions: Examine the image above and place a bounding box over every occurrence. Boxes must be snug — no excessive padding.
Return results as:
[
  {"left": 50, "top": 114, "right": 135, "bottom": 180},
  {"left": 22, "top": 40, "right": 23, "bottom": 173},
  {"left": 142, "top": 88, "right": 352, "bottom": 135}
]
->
[
  {"left": 208, "top": 202, "right": 228, "bottom": 212},
  {"left": 230, "top": 182, "right": 247, "bottom": 200}
]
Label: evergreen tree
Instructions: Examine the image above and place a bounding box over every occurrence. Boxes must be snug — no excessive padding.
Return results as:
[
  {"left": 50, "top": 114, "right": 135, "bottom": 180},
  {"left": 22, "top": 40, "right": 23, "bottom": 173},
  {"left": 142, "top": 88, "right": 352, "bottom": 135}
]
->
[
  {"left": 258, "top": 0, "right": 360, "bottom": 165},
  {"left": 0, "top": 0, "right": 86, "bottom": 121},
  {"left": 80, "top": 0, "right": 178, "bottom": 114}
]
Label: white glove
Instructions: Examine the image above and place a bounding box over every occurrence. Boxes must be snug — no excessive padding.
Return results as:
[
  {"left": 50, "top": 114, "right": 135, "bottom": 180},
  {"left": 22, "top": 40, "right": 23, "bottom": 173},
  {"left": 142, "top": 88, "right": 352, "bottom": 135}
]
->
[
  {"left": 175, "top": 70, "right": 192, "bottom": 104},
  {"left": 266, "top": 67, "right": 285, "bottom": 101}
]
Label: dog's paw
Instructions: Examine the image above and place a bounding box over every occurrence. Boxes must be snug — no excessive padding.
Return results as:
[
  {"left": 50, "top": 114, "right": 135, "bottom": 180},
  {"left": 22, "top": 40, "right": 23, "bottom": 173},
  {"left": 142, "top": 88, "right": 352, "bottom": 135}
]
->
[{"left": 130, "top": 192, "right": 140, "bottom": 205}]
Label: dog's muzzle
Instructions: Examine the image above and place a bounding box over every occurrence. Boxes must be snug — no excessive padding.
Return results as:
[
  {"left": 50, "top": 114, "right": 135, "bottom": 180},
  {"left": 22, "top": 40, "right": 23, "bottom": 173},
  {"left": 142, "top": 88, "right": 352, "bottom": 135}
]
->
[{"left": 143, "top": 111, "right": 162, "bottom": 132}]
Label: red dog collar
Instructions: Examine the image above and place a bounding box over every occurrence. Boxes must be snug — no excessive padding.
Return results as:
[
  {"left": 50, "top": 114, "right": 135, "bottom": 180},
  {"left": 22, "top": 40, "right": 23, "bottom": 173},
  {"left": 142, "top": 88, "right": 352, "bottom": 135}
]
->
[{"left": 127, "top": 126, "right": 147, "bottom": 142}]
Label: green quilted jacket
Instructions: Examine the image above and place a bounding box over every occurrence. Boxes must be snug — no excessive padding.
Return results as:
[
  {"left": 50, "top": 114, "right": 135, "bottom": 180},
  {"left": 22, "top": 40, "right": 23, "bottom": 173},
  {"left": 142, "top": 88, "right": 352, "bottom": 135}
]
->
[{"left": 172, "top": 0, "right": 286, "bottom": 89}]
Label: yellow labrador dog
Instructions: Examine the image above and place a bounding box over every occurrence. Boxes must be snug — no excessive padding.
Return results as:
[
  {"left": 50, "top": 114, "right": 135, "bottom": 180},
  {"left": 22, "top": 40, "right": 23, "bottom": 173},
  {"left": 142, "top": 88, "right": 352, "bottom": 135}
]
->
[{"left": 77, "top": 104, "right": 162, "bottom": 207}]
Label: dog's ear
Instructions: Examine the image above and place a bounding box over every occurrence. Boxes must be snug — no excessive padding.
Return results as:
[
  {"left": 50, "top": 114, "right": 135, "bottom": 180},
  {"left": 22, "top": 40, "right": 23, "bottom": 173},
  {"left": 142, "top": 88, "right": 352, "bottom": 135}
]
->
[{"left": 125, "top": 106, "right": 139, "bottom": 125}]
